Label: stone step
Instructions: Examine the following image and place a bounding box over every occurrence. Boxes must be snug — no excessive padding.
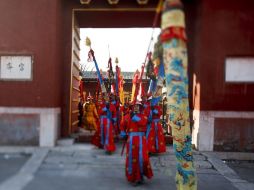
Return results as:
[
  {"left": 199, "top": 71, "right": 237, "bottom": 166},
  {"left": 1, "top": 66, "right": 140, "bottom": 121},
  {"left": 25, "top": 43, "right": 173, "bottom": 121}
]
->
[
  {"left": 57, "top": 138, "right": 75, "bottom": 146},
  {"left": 74, "top": 129, "right": 94, "bottom": 143},
  {"left": 76, "top": 135, "right": 93, "bottom": 143}
]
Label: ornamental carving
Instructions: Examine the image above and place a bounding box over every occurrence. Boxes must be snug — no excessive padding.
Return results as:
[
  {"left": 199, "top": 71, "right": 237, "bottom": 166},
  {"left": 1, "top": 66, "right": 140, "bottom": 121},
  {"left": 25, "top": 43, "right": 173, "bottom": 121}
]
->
[
  {"left": 136, "top": 0, "right": 149, "bottom": 5},
  {"left": 80, "top": 0, "right": 92, "bottom": 4}
]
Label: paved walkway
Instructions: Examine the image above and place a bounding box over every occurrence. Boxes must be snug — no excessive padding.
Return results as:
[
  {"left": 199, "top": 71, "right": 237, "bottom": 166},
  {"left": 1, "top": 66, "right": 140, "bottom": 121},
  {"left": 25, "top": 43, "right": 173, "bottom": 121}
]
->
[
  {"left": 0, "top": 153, "right": 30, "bottom": 184},
  {"left": 0, "top": 144, "right": 253, "bottom": 190}
]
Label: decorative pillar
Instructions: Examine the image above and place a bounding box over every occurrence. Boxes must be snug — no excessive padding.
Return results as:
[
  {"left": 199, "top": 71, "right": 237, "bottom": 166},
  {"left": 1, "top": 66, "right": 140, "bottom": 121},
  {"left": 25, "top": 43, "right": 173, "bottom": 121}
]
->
[{"left": 161, "top": 0, "right": 197, "bottom": 189}]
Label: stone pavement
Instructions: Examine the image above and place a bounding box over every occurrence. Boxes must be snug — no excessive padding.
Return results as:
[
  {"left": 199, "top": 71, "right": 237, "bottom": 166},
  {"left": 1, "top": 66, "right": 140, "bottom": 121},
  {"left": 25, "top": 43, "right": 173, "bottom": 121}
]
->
[
  {"left": 0, "top": 144, "right": 253, "bottom": 190},
  {"left": 227, "top": 161, "right": 254, "bottom": 183},
  {"left": 0, "top": 153, "right": 30, "bottom": 184}
]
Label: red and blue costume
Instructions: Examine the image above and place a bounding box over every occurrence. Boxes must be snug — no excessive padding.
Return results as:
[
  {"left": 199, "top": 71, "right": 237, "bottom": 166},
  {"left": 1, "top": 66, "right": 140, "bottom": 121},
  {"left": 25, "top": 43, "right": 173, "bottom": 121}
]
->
[
  {"left": 92, "top": 100, "right": 116, "bottom": 153},
  {"left": 124, "top": 110, "right": 153, "bottom": 183},
  {"left": 146, "top": 104, "right": 166, "bottom": 153}
]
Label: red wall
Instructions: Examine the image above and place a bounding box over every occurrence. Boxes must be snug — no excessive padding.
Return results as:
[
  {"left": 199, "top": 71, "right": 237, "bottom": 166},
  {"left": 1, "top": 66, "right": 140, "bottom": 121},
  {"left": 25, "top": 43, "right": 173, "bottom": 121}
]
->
[
  {"left": 194, "top": 0, "right": 254, "bottom": 111},
  {"left": 0, "top": 0, "right": 63, "bottom": 107}
]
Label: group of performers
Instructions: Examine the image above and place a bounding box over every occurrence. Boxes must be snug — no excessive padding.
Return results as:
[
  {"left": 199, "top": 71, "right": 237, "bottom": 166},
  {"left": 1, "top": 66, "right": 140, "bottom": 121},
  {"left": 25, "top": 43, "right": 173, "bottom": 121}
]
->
[
  {"left": 79, "top": 5, "right": 169, "bottom": 183},
  {"left": 81, "top": 91, "right": 167, "bottom": 185}
]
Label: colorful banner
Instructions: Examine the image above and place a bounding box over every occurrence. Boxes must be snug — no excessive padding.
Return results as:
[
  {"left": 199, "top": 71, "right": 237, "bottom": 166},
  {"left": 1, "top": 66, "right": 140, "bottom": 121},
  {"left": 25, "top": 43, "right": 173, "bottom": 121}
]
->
[{"left": 161, "top": 1, "right": 197, "bottom": 189}]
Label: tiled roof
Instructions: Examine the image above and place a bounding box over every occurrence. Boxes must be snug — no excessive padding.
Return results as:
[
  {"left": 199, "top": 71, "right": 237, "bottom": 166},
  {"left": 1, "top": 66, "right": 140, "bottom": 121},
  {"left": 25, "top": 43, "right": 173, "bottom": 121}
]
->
[{"left": 81, "top": 71, "right": 148, "bottom": 80}]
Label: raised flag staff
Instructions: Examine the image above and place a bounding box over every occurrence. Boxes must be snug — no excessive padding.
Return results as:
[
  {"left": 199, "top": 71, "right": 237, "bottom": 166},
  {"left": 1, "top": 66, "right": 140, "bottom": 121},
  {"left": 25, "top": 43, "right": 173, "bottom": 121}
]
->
[
  {"left": 85, "top": 37, "right": 108, "bottom": 98},
  {"left": 133, "top": 0, "right": 164, "bottom": 103},
  {"left": 115, "top": 57, "right": 121, "bottom": 134},
  {"left": 107, "top": 44, "right": 115, "bottom": 93}
]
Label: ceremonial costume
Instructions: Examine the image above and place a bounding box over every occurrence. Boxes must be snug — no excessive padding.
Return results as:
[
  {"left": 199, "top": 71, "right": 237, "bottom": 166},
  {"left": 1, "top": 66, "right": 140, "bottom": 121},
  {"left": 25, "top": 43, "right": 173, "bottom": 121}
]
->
[
  {"left": 98, "top": 100, "right": 116, "bottom": 153},
  {"left": 125, "top": 104, "right": 153, "bottom": 184},
  {"left": 86, "top": 39, "right": 116, "bottom": 153},
  {"left": 146, "top": 104, "right": 166, "bottom": 153},
  {"left": 120, "top": 103, "right": 130, "bottom": 136},
  {"left": 110, "top": 97, "right": 119, "bottom": 135},
  {"left": 83, "top": 97, "right": 99, "bottom": 131}
]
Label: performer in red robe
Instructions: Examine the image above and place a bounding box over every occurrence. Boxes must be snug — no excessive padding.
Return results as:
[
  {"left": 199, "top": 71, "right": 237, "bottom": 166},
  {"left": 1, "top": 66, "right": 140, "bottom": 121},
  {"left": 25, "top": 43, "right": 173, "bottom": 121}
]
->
[
  {"left": 101, "top": 95, "right": 116, "bottom": 153},
  {"left": 92, "top": 95, "right": 116, "bottom": 153},
  {"left": 146, "top": 100, "right": 166, "bottom": 154},
  {"left": 110, "top": 94, "right": 119, "bottom": 135},
  {"left": 124, "top": 102, "right": 153, "bottom": 184}
]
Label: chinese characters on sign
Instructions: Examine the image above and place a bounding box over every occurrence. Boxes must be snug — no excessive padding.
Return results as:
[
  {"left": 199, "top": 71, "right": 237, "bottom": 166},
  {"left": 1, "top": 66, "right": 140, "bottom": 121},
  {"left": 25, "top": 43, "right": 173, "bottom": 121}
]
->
[{"left": 0, "top": 56, "right": 32, "bottom": 80}]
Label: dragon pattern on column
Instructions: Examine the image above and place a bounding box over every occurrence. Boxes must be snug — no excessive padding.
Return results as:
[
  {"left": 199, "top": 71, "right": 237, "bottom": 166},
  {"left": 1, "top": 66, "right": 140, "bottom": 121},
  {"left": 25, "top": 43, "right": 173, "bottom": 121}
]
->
[{"left": 161, "top": 0, "right": 197, "bottom": 189}]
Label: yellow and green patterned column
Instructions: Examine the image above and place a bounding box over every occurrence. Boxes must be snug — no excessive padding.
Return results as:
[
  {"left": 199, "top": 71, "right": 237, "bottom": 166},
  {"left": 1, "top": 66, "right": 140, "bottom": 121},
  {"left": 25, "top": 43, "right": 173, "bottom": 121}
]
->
[{"left": 161, "top": 0, "right": 197, "bottom": 189}]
